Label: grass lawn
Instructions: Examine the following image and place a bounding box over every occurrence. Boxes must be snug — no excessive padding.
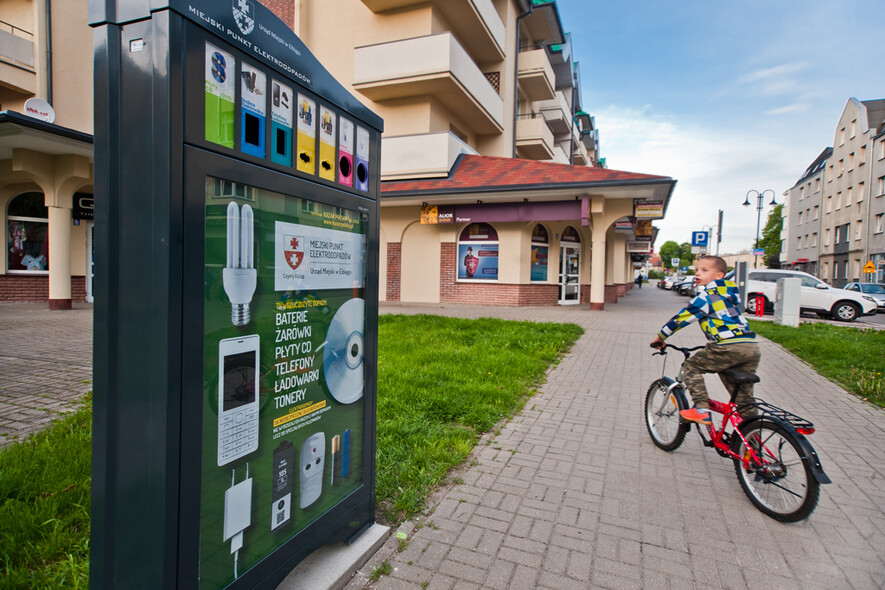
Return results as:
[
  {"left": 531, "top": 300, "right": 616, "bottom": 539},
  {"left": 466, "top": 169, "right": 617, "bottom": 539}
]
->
[
  {"left": 0, "top": 315, "right": 582, "bottom": 587},
  {"left": 376, "top": 314, "right": 583, "bottom": 523},
  {"left": 0, "top": 397, "right": 91, "bottom": 590},
  {"left": 750, "top": 320, "right": 885, "bottom": 407}
]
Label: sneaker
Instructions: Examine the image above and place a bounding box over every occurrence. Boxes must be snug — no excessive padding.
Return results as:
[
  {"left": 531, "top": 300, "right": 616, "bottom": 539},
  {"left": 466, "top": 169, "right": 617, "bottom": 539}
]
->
[{"left": 680, "top": 407, "right": 712, "bottom": 425}]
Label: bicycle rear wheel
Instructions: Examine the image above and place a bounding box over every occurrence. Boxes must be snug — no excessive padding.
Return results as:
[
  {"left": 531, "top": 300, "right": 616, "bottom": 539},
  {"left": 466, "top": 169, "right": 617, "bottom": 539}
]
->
[
  {"left": 645, "top": 378, "right": 688, "bottom": 451},
  {"left": 732, "top": 421, "right": 820, "bottom": 522}
]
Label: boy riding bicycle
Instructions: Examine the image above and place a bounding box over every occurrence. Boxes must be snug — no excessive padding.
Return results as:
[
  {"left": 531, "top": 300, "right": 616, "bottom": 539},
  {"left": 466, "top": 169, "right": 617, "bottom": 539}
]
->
[{"left": 650, "top": 255, "right": 760, "bottom": 424}]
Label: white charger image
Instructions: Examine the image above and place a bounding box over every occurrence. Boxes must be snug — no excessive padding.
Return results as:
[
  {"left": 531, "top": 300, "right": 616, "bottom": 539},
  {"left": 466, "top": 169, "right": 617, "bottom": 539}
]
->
[{"left": 223, "top": 201, "right": 257, "bottom": 327}]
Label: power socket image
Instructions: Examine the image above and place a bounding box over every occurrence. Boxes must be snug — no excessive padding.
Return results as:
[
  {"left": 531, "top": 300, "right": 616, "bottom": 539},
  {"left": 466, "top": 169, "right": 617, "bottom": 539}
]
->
[{"left": 299, "top": 432, "right": 325, "bottom": 509}]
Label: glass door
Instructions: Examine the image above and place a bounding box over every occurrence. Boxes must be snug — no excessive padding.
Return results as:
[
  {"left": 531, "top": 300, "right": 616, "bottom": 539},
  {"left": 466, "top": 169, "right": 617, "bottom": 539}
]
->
[
  {"left": 559, "top": 245, "right": 580, "bottom": 304},
  {"left": 85, "top": 221, "right": 94, "bottom": 303}
]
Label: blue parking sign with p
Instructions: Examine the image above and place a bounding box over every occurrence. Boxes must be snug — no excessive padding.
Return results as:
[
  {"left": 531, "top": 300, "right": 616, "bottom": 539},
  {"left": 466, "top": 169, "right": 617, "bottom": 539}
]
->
[{"left": 692, "top": 231, "right": 709, "bottom": 247}]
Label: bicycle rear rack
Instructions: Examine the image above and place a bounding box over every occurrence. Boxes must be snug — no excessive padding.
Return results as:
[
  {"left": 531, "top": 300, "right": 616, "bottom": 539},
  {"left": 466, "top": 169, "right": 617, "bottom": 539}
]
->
[{"left": 737, "top": 399, "right": 815, "bottom": 432}]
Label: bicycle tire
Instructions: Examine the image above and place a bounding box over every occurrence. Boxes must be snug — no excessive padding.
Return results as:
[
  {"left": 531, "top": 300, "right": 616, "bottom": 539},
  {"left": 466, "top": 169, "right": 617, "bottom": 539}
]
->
[
  {"left": 731, "top": 420, "right": 820, "bottom": 522},
  {"left": 645, "top": 378, "right": 688, "bottom": 451}
]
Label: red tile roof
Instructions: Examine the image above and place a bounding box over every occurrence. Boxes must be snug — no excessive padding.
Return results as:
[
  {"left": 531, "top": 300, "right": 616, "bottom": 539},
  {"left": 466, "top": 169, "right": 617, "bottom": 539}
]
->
[{"left": 382, "top": 154, "right": 673, "bottom": 195}]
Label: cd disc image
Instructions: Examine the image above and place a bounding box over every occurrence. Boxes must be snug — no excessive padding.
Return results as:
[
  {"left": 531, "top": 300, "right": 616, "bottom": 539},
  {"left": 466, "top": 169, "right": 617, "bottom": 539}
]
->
[{"left": 323, "top": 298, "right": 365, "bottom": 404}]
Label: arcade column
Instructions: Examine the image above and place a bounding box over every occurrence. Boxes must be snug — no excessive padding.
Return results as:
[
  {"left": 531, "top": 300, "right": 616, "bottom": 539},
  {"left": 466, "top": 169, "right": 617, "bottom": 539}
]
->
[
  {"left": 47, "top": 204, "right": 72, "bottom": 309},
  {"left": 589, "top": 198, "right": 607, "bottom": 310}
]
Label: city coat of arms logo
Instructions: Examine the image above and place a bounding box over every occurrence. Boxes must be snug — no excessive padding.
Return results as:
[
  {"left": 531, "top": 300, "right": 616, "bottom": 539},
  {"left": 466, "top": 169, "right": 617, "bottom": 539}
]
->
[
  {"left": 284, "top": 235, "right": 305, "bottom": 270},
  {"left": 233, "top": 0, "right": 255, "bottom": 35}
]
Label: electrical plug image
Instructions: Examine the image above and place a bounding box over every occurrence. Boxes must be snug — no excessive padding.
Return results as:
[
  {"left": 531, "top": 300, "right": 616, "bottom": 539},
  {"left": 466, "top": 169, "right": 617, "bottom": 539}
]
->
[
  {"left": 299, "top": 432, "right": 325, "bottom": 509},
  {"left": 223, "top": 464, "right": 253, "bottom": 580},
  {"left": 223, "top": 201, "right": 257, "bottom": 327}
]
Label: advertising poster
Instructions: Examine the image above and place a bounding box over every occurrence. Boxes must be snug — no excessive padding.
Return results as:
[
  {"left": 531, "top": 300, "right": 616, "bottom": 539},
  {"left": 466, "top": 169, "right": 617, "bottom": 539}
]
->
[
  {"left": 200, "top": 177, "right": 367, "bottom": 588},
  {"left": 205, "top": 43, "right": 236, "bottom": 148},
  {"left": 457, "top": 244, "right": 498, "bottom": 280},
  {"left": 530, "top": 246, "right": 548, "bottom": 281}
]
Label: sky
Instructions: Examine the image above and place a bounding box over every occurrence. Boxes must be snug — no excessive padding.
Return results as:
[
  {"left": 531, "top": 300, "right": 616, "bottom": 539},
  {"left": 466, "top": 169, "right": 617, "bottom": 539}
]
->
[{"left": 555, "top": 0, "right": 884, "bottom": 255}]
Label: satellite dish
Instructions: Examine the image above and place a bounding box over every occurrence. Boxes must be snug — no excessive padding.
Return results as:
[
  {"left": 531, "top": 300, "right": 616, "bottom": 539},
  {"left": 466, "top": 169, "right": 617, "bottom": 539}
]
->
[{"left": 23, "top": 98, "right": 56, "bottom": 124}]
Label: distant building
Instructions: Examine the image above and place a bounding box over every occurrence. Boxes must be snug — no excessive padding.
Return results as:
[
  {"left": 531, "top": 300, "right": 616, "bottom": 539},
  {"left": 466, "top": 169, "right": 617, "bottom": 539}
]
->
[{"left": 780, "top": 147, "right": 830, "bottom": 276}]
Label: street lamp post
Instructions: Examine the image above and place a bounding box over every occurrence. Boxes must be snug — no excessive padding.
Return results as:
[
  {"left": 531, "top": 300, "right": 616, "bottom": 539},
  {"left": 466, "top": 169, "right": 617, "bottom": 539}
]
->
[{"left": 743, "top": 189, "right": 777, "bottom": 268}]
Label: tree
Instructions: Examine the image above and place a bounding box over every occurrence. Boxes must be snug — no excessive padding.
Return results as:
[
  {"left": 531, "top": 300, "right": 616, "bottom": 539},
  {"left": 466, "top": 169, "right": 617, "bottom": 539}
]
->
[
  {"left": 757, "top": 204, "right": 783, "bottom": 269},
  {"left": 658, "top": 241, "right": 694, "bottom": 272}
]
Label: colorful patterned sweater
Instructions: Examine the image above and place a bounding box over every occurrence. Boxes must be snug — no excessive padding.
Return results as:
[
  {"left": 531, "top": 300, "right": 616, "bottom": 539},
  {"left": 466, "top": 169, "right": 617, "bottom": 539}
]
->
[{"left": 658, "top": 279, "right": 756, "bottom": 345}]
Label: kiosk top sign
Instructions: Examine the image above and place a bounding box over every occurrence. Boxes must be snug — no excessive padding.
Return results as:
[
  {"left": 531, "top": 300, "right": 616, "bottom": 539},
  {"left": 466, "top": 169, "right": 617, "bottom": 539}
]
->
[{"left": 90, "top": 0, "right": 382, "bottom": 132}]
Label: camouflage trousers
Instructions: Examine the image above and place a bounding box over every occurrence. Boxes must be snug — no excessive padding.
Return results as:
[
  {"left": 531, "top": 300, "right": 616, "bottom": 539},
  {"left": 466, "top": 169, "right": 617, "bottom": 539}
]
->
[{"left": 682, "top": 341, "right": 761, "bottom": 416}]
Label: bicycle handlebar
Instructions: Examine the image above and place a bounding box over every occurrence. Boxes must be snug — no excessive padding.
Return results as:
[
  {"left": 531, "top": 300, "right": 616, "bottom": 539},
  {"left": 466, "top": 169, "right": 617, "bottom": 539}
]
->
[{"left": 650, "top": 342, "right": 706, "bottom": 357}]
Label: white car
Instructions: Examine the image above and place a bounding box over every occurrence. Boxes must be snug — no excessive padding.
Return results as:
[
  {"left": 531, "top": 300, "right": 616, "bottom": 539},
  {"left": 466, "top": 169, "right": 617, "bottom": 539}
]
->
[
  {"left": 844, "top": 282, "right": 885, "bottom": 313},
  {"left": 744, "top": 269, "right": 878, "bottom": 322}
]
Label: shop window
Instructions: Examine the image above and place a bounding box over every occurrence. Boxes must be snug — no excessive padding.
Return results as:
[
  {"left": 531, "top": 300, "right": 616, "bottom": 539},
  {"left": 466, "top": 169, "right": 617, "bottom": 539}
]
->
[
  {"left": 530, "top": 224, "right": 549, "bottom": 282},
  {"left": 458, "top": 223, "right": 498, "bottom": 281},
  {"left": 7, "top": 192, "right": 49, "bottom": 273}
]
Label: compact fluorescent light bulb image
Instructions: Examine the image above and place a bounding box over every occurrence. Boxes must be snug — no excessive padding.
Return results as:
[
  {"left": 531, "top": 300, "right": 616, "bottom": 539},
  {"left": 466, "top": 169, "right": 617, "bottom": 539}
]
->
[{"left": 223, "top": 201, "right": 257, "bottom": 327}]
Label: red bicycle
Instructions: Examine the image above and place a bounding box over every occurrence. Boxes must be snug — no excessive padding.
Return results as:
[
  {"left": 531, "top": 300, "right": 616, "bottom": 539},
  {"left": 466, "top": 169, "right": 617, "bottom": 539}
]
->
[{"left": 645, "top": 343, "right": 831, "bottom": 522}]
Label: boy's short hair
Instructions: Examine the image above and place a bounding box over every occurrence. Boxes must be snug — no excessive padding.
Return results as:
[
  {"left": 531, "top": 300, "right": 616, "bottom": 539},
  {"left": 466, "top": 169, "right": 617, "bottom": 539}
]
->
[{"left": 700, "top": 255, "right": 728, "bottom": 274}]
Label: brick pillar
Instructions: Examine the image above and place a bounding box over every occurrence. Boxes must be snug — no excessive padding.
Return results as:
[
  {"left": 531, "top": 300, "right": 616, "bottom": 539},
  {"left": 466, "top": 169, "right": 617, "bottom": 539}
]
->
[
  {"left": 387, "top": 242, "right": 401, "bottom": 301},
  {"left": 439, "top": 242, "right": 456, "bottom": 301}
]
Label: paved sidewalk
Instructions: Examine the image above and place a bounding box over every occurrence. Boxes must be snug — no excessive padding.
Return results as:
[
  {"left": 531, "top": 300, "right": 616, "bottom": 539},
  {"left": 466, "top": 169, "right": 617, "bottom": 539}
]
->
[
  {"left": 348, "top": 288, "right": 885, "bottom": 589},
  {"left": 0, "top": 302, "right": 93, "bottom": 446}
]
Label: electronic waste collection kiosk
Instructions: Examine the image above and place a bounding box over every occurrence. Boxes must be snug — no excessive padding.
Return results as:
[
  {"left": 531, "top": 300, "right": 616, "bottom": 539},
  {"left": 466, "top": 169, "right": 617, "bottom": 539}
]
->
[{"left": 90, "top": 1, "right": 382, "bottom": 588}]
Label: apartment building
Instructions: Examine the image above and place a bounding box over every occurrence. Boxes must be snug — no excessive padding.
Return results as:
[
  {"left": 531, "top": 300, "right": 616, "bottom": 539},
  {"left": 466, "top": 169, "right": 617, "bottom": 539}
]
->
[
  {"left": 1, "top": 1, "right": 94, "bottom": 307},
  {"left": 265, "top": 0, "right": 674, "bottom": 308},
  {"left": 1, "top": 0, "right": 674, "bottom": 309},
  {"left": 870, "top": 126, "right": 885, "bottom": 282},
  {"left": 816, "top": 98, "right": 885, "bottom": 287},
  {"left": 780, "top": 147, "right": 830, "bottom": 276}
]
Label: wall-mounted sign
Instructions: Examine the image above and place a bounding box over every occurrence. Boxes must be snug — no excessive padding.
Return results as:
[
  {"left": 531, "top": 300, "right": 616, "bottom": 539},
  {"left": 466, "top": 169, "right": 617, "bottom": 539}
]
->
[
  {"left": 634, "top": 199, "right": 663, "bottom": 218},
  {"left": 23, "top": 97, "right": 56, "bottom": 124},
  {"left": 72, "top": 193, "right": 94, "bottom": 220},
  {"left": 634, "top": 219, "right": 653, "bottom": 240},
  {"left": 627, "top": 241, "right": 652, "bottom": 253}
]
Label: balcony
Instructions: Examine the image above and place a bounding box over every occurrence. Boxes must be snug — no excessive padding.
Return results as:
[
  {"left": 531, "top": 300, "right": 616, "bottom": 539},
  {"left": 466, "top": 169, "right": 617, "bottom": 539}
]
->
[
  {"left": 572, "top": 145, "right": 588, "bottom": 166},
  {"left": 0, "top": 23, "right": 36, "bottom": 95},
  {"left": 354, "top": 33, "right": 504, "bottom": 134},
  {"left": 517, "top": 48, "right": 555, "bottom": 102},
  {"left": 536, "top": 90, "right": 572, "bottom": 136},
  {"left": 360, "top": 0, "right": 505, "bottom": 62},
  {"left": 515, "top": 115, "right": 554, "bottom": 160},
  {"left": 380, "top": 132, "right": 478, "bottom": 180}
]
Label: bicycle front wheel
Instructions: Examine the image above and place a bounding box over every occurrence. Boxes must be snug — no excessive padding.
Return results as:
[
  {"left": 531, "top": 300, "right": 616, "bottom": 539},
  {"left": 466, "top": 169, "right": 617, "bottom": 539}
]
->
[
  {"left": 732, "top": 421, "right": 820, "bottom": 522},
  {"left": 645, "top": 378, "right": 688, "bottom": 451}
]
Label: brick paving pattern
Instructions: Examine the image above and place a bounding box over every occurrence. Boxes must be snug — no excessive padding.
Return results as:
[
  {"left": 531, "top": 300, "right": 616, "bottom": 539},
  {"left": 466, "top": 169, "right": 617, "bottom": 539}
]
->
[
  {"left": 346, "top": 287, "right": 885, "bottom": 590},
  {"left": 0, "top": 303, "right": 93, "bottom": 446}
]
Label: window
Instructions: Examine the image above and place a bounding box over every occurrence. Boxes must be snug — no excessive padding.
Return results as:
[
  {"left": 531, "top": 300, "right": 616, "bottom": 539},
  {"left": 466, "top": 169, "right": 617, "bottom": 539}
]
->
[
  {"left": 458, "top": 223, "right": 499, "bottom": 281},
  {"left": 875, "top": 213, "right": 884, "bottom": 234},
  {"left": 839, "top": 127, "right": 845, "bottom": 145},
  {"left": 853, "top": 259, "right": 861, "bottom": 278},
  {"left": 530, "top": 224, "right": 549, "bottom": 282},
  {"left": 811, "top": 232, "right": 818, "bottom": 247},
  {"left": 835, "top": 226, "right": 842, "bottom": 243},
  {"left": 878, "top": 176, "right": 884, "bottom": 196},
  {"left": 7, "top": 192, "right": 49, "bottom": 273},
  {"left": 849, "top": 153, "right": 854, "bottom": 170},
  {"left": 835, "top": 192, "right": 842, "bottom": 209},
  {"left": 850, "top": 119, "right": 856, "bottom": 138},
  {"left": 799, "top": 186, "right": 804, "bottom": 199},
  {"left": 847, "top": 187, "right": 852, "bottom": 205},
  {"left": 813, "top": 205, "right": 819, "bottom": 220},
  {"left": 826, "top": 195, "right": 832, "bottom": 213},
  {"left": 858, "top": 182, "right": 864, "bottom": 202},
  {"left": 855, "top": 220, "right": 863, "bottom": 240},
  {"left": 821, "top": 262, "right": 829, "bottom": 279},
  {"left": 824, "top": 228, "right": 830, "bottom": 246},
  {"left": 879, "top": 140, "right": 885, "bottom": 160},
  {"left": 797, "top": 211, "right": 802, "bottom": 225},
  {"left": 796, "top": 236, "right": 802, "bottom": 250},
  {"left": 828, "top": 165, "right": 834, "bottom": 182},
  {"left": 838, "top": 159, "right": 844, "bottom": 176},
  {"left": 860, "top": 146, "right": 866, "bottom": 165},
  {"left": 799, "top": 275, "right": 823, "bottom": 288}
]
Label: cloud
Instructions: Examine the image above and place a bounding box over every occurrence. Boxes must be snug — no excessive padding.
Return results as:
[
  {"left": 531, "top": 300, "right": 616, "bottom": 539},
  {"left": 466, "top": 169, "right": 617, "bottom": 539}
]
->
[
  {"left": 737, "top": 62, "right": 809, "bottom": 97},
  {"left": 738, "top": 62, "right": 807, "bottom": 84},
  {"left": 595, "top": 105, "right": 805, "bottom": 254},
  {"left": 765, "top": 102, "right": 812, "bottom": 116}
]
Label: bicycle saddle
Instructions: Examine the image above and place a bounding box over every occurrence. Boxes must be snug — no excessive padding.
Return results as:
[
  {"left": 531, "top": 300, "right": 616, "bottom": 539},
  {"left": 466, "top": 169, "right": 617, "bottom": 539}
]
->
[{"left": 721, "top": 369, "right": 760, "bottom": 384}]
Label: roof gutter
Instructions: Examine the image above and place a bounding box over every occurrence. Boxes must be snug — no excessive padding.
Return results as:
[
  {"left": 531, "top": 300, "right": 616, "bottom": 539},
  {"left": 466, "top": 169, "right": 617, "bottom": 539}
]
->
[{"left": 512, "top": 3, "right": 533, "bottom": 158}]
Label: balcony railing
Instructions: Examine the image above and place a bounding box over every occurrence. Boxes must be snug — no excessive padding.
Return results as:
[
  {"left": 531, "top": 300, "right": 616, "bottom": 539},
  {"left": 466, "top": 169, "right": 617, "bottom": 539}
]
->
[
  {"left": 515, "top": 114, "right": 555, "bottom": 160},
  {"left": 354, "top": 33, "right": 504, "bottom": 134},
  {"left": 517, "top": 48, "right": 555, "bottom": 102},
  {"left": 536, "top": 89, "right": 572, "bottom": 136},
  {"left": 360, "top": 0, "right": 504, "bottom": 62},
  {"left": 380, "top": 132, "right": 478, "bottom": 180}
]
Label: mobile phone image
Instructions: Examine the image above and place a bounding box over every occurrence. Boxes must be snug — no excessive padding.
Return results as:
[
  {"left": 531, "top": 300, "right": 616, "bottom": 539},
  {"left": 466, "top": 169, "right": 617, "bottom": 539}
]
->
[{"left": 217, "top": 335, "right": 260, "bottom": 466}]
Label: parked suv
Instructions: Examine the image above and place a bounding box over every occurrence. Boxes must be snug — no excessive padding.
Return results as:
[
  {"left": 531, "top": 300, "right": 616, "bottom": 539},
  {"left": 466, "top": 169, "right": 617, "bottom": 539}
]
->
[{"left": 745, "top": 269, "right": 877, "bottom": 322}]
